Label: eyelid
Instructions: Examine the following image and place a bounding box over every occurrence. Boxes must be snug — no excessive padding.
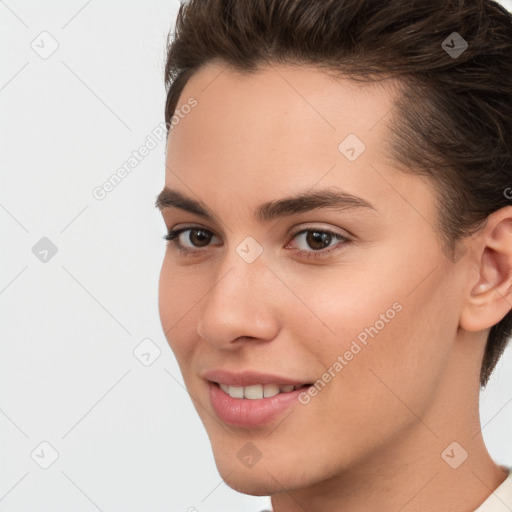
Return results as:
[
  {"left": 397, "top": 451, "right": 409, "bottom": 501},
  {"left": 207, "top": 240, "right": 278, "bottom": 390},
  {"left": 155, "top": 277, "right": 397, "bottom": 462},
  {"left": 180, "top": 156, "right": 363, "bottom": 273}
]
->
[{"left": 287, "top": 223, "right": 350, "bottom": 241}]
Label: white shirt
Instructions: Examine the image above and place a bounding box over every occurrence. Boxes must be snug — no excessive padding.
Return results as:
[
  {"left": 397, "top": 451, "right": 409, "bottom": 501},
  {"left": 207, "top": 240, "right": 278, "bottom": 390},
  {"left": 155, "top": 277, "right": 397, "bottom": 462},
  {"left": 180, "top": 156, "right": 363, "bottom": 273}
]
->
[{"left": 474, "top": 465, "right": 512, "bottom": 512}]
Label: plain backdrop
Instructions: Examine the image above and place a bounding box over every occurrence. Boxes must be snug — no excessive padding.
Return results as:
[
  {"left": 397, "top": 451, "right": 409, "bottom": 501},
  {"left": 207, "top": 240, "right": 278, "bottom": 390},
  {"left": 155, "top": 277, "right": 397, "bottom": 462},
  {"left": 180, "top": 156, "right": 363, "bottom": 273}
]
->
[{"left": 1, "top": 1, "right": 511, "bottom": 511}]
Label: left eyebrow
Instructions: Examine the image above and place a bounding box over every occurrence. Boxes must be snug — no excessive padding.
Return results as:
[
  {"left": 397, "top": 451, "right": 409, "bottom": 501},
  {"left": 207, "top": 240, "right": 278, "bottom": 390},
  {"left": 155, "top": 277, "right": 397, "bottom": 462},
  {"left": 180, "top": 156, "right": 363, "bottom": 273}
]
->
[{"left": 155, "top": 186, "right": 377, "bottom": 222}]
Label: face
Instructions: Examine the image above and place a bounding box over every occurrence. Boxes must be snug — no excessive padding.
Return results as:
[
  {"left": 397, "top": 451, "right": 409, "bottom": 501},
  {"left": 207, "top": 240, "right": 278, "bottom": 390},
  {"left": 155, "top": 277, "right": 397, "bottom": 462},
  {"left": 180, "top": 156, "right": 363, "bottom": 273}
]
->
[{"left": 157, "top": 62, "right": 466, "bottom": 496}]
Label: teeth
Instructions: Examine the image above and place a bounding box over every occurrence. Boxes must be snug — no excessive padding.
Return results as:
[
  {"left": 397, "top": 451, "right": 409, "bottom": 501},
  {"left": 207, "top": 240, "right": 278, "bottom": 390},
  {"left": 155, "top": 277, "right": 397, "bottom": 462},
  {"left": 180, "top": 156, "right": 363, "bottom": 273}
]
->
[
  {"left": 263, "top": 384, "right": 280, "bottom": 397},
  {"left": 244, "top": 384, "right": 264, "bottom": 399},
  {"left": 228, "top": 385, "right": 244, "bottom": 398},
  {"left": 218, "top": 382, "right": 301, "bottom": 399}
]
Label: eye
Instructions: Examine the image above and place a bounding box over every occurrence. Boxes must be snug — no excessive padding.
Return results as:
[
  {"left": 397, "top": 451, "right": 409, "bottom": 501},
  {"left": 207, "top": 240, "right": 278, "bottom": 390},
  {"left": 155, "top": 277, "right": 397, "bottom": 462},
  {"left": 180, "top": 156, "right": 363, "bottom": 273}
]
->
[
  {"left": 163, "top": 226, "right": 221, "bottom": 254},
  {"left": 285, "top": 226, "right": 350, "bottom": 260},
  {"left": 163, "top": 225, "right": 350, "bottom": 259}
]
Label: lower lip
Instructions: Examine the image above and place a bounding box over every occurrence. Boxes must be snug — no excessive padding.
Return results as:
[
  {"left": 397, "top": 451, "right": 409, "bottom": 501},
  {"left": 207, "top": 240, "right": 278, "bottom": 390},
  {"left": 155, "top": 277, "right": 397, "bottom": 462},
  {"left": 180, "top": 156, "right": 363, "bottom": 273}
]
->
[{"left": 207, "top": 381, "right": 310, "bottom": 429}]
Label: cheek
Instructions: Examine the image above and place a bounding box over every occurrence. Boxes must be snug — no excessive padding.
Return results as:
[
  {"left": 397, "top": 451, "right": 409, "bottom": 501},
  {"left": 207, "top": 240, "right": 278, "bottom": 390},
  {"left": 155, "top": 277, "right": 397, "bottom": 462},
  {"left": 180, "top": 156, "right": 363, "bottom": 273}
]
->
[
  {"left": 158, "top": 256, "right": 200, "bottom": 360},
  {"left": 312, "top": 265, "right": 456, "bottom": 429},
  {"left": 266, "top": 272, "right": 455, "bottom": 478},
  {"left": 283, "top": 254, "right": 455, "bottom": 403},
  {"left": 158, "top": 257, "right": 175, "bottom": 335}
]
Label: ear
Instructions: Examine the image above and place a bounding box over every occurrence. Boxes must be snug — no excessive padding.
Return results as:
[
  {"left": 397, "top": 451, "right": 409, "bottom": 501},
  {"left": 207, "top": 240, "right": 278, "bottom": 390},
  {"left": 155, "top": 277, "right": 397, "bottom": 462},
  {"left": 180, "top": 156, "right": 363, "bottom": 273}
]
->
[{"left": 459, "top": 206, "right": 512, "bottom": 332}]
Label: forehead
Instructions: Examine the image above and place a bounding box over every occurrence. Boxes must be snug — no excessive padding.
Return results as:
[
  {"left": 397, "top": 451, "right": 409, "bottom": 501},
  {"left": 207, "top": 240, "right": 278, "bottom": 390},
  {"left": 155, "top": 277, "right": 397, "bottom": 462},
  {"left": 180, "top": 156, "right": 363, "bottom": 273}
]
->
[
  {"left": 169, "top": 61, "right": 397, "bottom": 149},
  {"left": 163, "top": 61, "right": 437, "bottom": 231}
]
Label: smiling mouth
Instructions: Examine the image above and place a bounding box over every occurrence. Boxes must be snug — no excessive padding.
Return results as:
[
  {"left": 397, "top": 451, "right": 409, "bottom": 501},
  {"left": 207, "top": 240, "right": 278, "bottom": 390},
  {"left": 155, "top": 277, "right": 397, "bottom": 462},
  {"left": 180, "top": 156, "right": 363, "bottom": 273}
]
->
[{"left": 211, "top": 381, "right": 312, "bottom": 399}]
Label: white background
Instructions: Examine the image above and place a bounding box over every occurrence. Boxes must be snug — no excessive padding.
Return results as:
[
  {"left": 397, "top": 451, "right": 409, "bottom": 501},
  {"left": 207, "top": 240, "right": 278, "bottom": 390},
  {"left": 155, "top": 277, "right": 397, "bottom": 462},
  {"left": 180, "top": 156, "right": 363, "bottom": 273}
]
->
[{"left": 1, "top": 1, "right": 511, "bottom": 511}]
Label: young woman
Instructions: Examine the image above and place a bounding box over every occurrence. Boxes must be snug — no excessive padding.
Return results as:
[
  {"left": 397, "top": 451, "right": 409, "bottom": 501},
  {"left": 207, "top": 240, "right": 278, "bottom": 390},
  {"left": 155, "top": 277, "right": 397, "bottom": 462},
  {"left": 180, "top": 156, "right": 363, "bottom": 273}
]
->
[{"left": 155, "top": 0, "right": 512, "bottom": 510}]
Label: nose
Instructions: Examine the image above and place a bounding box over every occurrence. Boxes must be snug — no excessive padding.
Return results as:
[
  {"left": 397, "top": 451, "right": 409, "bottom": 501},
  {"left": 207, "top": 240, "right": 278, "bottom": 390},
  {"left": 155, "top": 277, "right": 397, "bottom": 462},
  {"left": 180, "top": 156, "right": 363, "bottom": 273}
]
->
[{"left": 196, "top": 248, "right": 280, "bottom": 349}]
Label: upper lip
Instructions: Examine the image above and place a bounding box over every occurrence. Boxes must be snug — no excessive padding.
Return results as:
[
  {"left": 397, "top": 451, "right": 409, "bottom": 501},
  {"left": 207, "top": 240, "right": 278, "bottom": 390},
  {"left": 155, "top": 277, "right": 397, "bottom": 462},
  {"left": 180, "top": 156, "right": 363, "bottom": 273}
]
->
[{"left": 202, "top": 369, "right": 311, "bottom": 387}]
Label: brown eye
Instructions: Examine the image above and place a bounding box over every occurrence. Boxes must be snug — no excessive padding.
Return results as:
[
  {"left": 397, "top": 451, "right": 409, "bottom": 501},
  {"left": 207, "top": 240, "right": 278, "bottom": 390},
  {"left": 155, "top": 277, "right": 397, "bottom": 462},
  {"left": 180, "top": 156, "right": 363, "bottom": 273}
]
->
[
  {"left": 187, "top": 229, "right": 212, "bottom": 247},
  {"left": 164, "top": 227, "right": 221, "bottom": 253},
  {"left": 304, "top": 231, "right": 333, "bottom": 251},
  {"left": 286, "top": 227, "right": 350, "bottom": 260},
  {"left": 163, "top": 225, "right": 350, "bottom": 260}
]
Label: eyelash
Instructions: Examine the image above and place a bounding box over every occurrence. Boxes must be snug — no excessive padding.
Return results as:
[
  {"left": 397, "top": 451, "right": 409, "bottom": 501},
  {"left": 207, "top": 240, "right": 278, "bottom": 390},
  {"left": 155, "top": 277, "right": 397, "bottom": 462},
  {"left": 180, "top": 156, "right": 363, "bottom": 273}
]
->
[{"left": 162, "top": 225, "right": 350, "bottom": 260}]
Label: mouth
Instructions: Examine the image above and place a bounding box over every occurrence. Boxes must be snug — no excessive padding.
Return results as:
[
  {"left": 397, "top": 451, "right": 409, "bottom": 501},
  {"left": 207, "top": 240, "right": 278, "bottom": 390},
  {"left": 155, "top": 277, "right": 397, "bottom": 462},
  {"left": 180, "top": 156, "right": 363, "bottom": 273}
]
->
[
  {"left": 206, "top": 380, "right": 314, "bottom": 428},
  {"left": 210, "top": 381, "right": 312, "bottom": 399},
  {"left": 201, "top": 369, "right": 315, "bottom": 427}
]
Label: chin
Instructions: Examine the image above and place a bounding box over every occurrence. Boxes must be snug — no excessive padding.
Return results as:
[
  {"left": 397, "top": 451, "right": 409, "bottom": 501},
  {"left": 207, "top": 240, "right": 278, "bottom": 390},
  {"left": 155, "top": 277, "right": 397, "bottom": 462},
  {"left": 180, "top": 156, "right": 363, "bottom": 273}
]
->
[
  {"left": 213, "top": 450, "right": 314, "bottom": 497},
  {"left": 218, "top": 465, "right": 286, "bottom": 496}
]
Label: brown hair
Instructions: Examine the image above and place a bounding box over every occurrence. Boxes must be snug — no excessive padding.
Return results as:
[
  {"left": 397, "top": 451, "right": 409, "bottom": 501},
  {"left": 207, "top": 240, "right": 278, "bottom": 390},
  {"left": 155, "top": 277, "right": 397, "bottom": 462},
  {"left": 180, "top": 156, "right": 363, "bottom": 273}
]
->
[{"left": 163, "top": 0, "right": 512, "bottom": 388}]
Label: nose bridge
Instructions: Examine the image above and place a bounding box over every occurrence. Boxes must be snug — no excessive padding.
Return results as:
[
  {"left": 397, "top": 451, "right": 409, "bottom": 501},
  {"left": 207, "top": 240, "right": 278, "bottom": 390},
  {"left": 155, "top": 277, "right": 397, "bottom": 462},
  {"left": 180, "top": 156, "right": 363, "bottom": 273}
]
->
[
  {"left": 197, "top": 239, "right": 278, "bottom": 345},
  {"left": 212, "top": 232, "right": 270, "bottom": 303}
]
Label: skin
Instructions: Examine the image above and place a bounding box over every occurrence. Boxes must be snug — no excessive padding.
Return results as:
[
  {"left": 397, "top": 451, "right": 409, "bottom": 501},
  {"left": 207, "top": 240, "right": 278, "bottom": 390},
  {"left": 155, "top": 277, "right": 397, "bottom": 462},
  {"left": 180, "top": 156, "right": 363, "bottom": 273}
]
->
[{"left": 157, "top": 60, "right": 512, "bottom": 512}]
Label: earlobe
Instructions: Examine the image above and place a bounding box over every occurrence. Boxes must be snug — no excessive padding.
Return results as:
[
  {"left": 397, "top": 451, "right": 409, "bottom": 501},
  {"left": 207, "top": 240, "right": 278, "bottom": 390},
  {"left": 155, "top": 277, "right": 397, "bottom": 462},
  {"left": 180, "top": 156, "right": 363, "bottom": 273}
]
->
[{"left": 459, "top": 208, "right": 512, "bottom": 333}]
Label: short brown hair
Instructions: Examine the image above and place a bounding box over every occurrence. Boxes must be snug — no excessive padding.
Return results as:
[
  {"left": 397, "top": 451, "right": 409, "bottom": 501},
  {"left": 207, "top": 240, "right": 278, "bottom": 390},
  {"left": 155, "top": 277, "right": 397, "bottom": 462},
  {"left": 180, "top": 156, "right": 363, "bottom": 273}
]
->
[{"left": 163, "top": 0, "right": 512, "bottom": 388}]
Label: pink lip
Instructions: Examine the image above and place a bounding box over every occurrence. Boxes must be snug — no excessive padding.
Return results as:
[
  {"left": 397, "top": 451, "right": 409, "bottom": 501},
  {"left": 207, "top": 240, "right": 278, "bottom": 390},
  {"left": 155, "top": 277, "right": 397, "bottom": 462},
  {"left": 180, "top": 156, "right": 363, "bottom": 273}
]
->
[
  {"left": 201, "top": 369, "right": 310, "bottom": 387},
  {"left": 207, "top": 381, "right": 310, "bottom": 428}
]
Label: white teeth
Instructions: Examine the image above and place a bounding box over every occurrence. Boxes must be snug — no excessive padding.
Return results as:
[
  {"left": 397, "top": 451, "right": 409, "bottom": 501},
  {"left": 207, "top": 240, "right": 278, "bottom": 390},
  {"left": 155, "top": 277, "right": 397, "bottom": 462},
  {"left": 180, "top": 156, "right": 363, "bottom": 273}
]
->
[
  {"left": 218, "top": 382, "right": 301, "bottom": 399},
  {"left": 244, "top": 384, "right": 264, "bottom": 399},
  {"left": 263, "top": 383, "right": 280, "bottom": 397},
  {"left": 228, "top": 385, "right": 244, "bottom": 398}
]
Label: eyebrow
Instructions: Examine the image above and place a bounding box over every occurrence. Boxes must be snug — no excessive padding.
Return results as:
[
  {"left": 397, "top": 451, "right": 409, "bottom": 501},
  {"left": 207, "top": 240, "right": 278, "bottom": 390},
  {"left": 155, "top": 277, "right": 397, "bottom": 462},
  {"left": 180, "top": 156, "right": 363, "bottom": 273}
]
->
[{"left": 154, "top": 186, "right": 376, "bottom": 222}]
